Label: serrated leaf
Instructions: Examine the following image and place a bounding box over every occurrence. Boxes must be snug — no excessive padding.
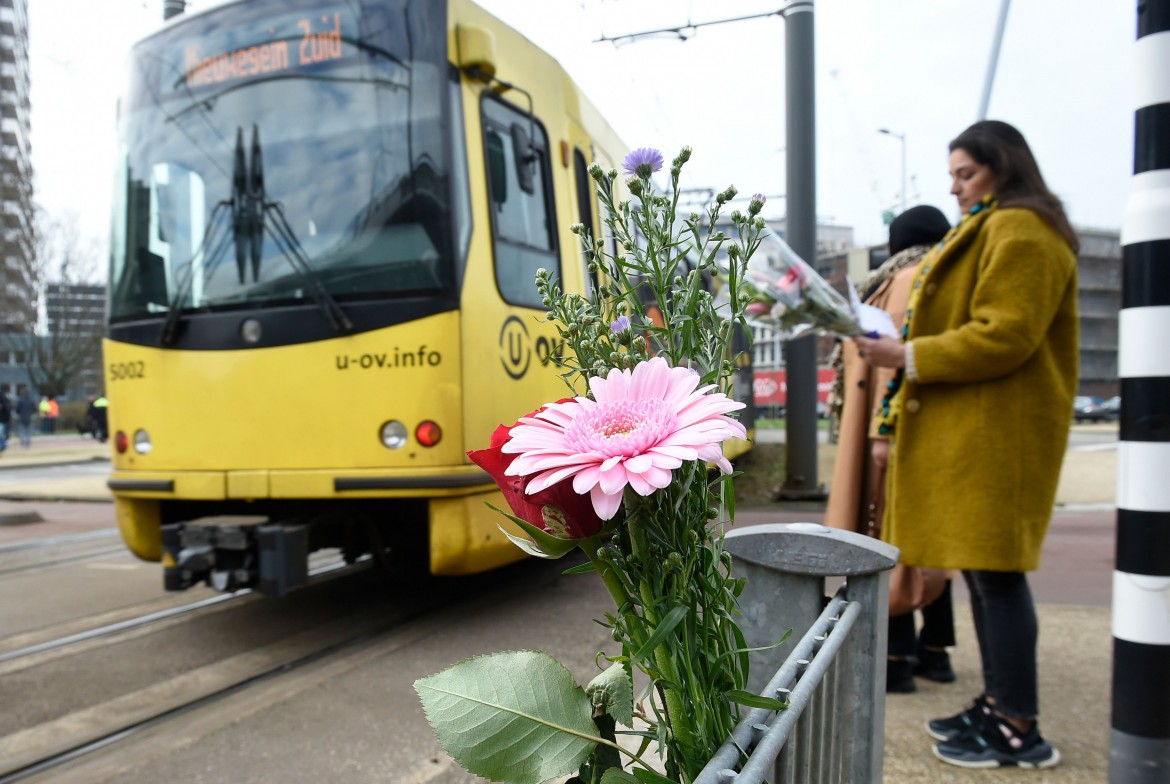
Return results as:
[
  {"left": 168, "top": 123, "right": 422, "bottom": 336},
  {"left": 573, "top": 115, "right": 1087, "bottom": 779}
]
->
[
  {"left": 586, "top": 663, "right": 634, "bottom": 726},
  {"left": 632, "top": 767, "right": 677, "bottom": 784},
  {"left": 600, "top": 770, "right": 641, "bottom": 784},
  {"left": 414, "top": 651, "right": 599, "bottom": 784}
]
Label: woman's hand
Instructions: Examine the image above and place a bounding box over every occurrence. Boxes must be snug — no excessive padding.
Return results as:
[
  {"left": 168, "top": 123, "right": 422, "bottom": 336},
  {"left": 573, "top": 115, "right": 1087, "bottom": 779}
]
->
[
  {"left": 854, "top": 335, "right": 906, "bottom": 368},
  {"left": 871, "top": 439, "right": 890, "bottom": 469}
]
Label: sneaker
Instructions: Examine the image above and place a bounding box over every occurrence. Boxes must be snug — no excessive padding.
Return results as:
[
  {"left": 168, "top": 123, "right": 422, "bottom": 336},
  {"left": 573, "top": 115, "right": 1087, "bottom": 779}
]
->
[
  {"left": 933, "top": 711, "right": 1061, "bottom": 769},
  {"left": 886, "top": 658, "right": 916, "bottom": 693},
  {"left": 914, "top": 646, "right": 956, "bottom": 683},
  {"left": 926, "top": 694, "right": 991, "bottom": 741}
]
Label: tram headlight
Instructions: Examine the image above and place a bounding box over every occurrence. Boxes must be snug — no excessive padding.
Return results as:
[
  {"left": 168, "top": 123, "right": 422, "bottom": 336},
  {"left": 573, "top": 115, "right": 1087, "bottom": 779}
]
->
[
  {"left": 133, "top": 429, "right": 153, "bottom": 455},
  {"left": 380, "top": 420, "right": 408, "bottom": 450}
]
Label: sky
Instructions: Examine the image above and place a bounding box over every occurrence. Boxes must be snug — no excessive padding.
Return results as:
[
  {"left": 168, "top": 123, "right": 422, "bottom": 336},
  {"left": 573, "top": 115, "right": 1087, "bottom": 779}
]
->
[{"left": 29, "top": 0, "right": 1136, "bottom": 270}]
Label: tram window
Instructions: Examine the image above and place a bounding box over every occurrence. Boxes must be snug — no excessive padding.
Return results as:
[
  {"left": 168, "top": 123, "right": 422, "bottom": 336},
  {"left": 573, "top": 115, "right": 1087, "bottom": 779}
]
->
[
  {"left": 573, "top": 147, "right": 597, "bottom": 297},
  {"left": 482, "top": 96, "right": 556, "bottom": 309}
]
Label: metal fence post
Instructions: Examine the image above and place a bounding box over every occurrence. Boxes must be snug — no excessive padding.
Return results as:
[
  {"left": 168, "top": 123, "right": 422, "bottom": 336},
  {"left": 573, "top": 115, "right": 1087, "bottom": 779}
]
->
[{"left": 723, "top": 522, "right": 898, "bottom": 783}]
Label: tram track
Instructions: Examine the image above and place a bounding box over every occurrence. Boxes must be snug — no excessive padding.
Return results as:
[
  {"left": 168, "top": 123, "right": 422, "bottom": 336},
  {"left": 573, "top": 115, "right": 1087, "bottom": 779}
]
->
[
  {"left": 0, "top": 557, "right": 559, "bottom": 784},
  {"left": 0, "top": 529, "right": 125, "bottom": 579},
  {"left": 0, "top": 552, "right": 370, "bottom": 672}
]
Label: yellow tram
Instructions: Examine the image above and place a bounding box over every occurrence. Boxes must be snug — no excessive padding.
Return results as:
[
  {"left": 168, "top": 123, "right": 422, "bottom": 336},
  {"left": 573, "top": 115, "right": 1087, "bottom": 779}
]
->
[{"left": 105, "top": 0, "right": 753, "bottom": 595}]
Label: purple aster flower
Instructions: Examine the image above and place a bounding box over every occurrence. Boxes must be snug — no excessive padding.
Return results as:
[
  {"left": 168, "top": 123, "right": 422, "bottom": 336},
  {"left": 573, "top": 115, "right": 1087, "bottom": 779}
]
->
[
  {"left": 611, "top": 315, "right": 631, "bottom": 334},
  {"left": 749, "top": 193, "right": 766, "bottom": 216},
  {"left": 622, "top": 148, "right": 664, "bottom": 178}
]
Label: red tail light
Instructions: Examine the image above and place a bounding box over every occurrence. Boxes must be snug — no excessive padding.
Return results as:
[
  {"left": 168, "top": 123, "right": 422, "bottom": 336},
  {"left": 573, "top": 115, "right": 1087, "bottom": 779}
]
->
[
  {"left": 415, "top": 421, "right": 442, "bottom": 447},
  {"left": 115, "top": 431, "right": 129, "bottom": 453}
]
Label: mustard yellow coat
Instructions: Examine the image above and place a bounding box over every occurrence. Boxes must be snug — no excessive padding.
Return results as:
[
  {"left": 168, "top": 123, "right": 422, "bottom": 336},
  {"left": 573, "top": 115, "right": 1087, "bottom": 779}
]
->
[{"left": 883, "top": 207, "right": 1079, "bottom": 573}]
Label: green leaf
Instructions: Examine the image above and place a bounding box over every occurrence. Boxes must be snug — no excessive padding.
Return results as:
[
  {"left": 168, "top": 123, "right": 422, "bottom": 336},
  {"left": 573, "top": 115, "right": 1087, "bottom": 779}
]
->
[
  {"left": 725, "top": 689, "right": 788, "bottom": 711},
  {"left": 600, "top": 770, "right": 641, "bottom": 784},
  {"left": 488, "top": 504, "right": 579, "bottom": 559},
  {"left": 586, "top": 663, "right": 634, "bottom": 727},
  {"left": 631, "top": 605, "right": 689, "bottom": 666},
  {"left": 563, "top": 561, "right": 597, "bottom": 575},
  {"left": 631, "top": 768, "right": 678, "bottom": 784},
  {"left": 414, "top": 651, "right": 599, "bottom": 784}
]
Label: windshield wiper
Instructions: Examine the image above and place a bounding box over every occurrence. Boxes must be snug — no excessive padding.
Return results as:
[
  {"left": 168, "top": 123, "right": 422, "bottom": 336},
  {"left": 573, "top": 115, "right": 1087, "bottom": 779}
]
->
[
  {"left": 159, "top": 126, "right": 352, "bottom": 345},
  {"left": 245, "top": 126, "right": 353, "bottom": 332},
  {"left": 158, "top": 200, "right": 233, "bottom": 345}
]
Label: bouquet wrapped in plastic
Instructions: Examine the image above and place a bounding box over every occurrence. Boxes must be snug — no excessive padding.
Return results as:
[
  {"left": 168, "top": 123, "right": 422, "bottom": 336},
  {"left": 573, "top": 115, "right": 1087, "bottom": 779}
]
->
[{"left": 734, "top": 234, "right": 895, "bottom": 340}]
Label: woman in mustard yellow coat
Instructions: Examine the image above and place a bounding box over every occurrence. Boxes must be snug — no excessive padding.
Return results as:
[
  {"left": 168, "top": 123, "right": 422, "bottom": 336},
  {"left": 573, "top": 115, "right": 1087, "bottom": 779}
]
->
[{"left": 856, "top": 120, "right": 1078, "bottom": 770}]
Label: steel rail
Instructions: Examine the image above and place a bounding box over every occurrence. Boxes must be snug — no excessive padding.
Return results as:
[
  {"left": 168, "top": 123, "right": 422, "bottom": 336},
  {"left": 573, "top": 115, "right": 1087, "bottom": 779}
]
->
[{"left": 0, "top": 555, "right": 369, "bottom": 665}]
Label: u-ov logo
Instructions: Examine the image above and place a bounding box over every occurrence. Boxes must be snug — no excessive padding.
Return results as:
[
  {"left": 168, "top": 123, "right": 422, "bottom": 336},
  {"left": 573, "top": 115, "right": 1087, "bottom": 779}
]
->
[{"left": 499, "top": 316, "right": 530, "bottom": 380}]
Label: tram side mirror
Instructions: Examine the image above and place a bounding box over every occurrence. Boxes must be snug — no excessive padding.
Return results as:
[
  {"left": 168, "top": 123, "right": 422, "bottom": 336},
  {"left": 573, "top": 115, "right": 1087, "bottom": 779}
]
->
[
  {"left": 486, "top": 129, "right": 508, "bottom": 205},
  {"left": 510, "top": 122, "right": 536, "bottom": 195}
]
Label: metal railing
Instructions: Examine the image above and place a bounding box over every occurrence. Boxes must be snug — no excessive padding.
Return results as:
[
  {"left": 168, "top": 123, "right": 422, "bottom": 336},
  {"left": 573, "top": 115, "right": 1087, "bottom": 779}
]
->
[{"left": 696, "top": 522, "right": 898, "bottom": 784}]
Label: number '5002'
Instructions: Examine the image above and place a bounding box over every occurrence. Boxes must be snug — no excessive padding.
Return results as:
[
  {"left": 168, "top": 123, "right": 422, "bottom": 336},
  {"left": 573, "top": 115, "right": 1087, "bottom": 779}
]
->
[{"left": 109, "top": 361, "right": 145, "bottom": 381}]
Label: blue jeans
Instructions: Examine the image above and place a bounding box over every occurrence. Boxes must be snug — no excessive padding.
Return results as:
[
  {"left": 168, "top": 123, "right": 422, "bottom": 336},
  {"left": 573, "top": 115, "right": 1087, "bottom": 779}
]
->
[
  {"left": 0, "top": 422, "right": 7, "bottom": 450},
  {"left": 964, "top": 569, "right": 1039, "bottom": 720},
  {"left": 16, "top": 419, "right": 32, "bottom": 447}
]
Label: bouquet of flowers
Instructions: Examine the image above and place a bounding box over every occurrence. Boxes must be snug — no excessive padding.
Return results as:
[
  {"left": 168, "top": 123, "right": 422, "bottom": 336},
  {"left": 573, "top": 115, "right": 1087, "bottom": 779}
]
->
[
  {"left": 736, "top": 234, "right": 865, "bottom": 340},
  {"left": 414, "top": 147, "right": 783, "bottom": 784}
]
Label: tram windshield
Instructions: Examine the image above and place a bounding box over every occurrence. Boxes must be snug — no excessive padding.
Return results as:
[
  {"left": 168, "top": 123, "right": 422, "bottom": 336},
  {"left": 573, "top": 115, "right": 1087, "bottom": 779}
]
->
[{"left": 109, "top": 0, "right": 462, "bottom": 321}]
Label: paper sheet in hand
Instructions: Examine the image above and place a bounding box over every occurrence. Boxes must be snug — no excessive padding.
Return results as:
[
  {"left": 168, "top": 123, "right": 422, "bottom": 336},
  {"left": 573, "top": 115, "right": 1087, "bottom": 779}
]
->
[
  {"left": 847, "top": 279, "right": 900, "bottom": 338},
  {"left": 856, "top": 302, "right": 899, "bottom": 338}
]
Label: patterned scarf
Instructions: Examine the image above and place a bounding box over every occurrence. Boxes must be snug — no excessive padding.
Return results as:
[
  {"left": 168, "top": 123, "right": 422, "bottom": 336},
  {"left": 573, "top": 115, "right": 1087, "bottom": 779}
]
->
[{"left": 873, "top": 193, "right": 998, "bottom": 437}]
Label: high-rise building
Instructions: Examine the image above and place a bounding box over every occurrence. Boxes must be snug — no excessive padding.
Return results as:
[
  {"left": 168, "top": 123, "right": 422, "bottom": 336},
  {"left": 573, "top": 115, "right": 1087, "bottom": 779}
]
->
[{"left": 0, "top": 0, "right": 33, "bottom": 334}]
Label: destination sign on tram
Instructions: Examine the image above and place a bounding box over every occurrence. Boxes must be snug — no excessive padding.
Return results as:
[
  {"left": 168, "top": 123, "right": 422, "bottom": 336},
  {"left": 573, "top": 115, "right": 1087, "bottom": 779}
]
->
[{"left": 183, "top": 10, "right": 350, "bottom": 89}]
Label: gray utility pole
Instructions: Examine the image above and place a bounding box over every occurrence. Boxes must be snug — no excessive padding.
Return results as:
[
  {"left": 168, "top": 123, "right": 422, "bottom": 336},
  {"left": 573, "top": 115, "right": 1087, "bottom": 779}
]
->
[
  {"left": 1110, "top": 2, "right": 1170, "bottom": 781},
  {"left": 778, "top": 0, "right": 823, "bottom": 500},
  {"left": 977, "top": 0, "right": 1011, "bottom": 119}
]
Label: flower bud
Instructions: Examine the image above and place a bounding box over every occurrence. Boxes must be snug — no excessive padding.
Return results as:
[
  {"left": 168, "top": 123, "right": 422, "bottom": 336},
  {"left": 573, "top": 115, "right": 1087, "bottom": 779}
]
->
[
  {"left": 721, "top": 185, "right": 738, "bottom": 203},
  {"left": 731, "top": 210, "right": 745, "bottom": 224},
  {"left": 627, "top": 178, "right": 644, "bottom": 197},
  {"left": 569, "top": 223, "right": 584, "bottom": 235},
  {"left": 589, "top": 162, "right": 605, "bottom": 181},
  {"left": 727, "top": 244, "right": 741, "bottom": 260},
  {"left": 749, "top": 193, "right": 766, "bottom": 215}
]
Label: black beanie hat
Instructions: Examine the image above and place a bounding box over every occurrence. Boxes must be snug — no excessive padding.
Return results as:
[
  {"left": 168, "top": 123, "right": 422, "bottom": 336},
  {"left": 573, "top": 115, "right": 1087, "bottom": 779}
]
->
[{"left": 888, "top": 205, "right": 951, "bottom": 256}]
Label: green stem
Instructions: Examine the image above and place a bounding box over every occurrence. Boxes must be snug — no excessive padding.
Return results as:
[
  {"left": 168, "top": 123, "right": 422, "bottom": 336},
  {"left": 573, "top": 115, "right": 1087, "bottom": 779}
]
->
[{"left": 624, "top": 504, "right": 700, "bottom": 762}]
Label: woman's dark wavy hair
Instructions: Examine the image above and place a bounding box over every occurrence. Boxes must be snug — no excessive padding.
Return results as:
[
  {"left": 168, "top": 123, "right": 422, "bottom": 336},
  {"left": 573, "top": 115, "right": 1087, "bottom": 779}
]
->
[{"left": 949, "top": 120, "right": 1079, "bottom": 253}]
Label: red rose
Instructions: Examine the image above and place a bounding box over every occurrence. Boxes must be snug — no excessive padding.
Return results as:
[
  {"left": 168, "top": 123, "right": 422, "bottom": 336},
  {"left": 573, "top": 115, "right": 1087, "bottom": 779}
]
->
[{"left": 467, "top": 404, "right": 605, "bottom": 541}]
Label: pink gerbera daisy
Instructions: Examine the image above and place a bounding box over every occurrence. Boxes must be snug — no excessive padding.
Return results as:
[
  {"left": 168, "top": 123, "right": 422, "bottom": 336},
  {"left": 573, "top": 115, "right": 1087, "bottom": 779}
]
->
[{"left": 501, "top": 357, "right": 747, "bottom": 520}]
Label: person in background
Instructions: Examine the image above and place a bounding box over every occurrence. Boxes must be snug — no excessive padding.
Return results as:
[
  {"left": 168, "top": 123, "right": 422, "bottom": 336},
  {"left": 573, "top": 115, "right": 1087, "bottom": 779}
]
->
[
  {"left": 14, "top": 385, "right": 36, "bottom": 448},
  {"left": 0, "top": 388, "right": 10, "bottom": 454},
  {"left": 38, "top": 396, "right": 50, "bottom": 433},
  {"left": 90, "top": 394, "right": 110, "bottom": 443},
  {"left": 825, "top": 204, "right": 956, "bottom": 695},
  {"left": 856, "top": 120, "right": 1078, "bottom": 769},
  {"left": 45, "top": 396, "right": 60, "bottom": 434}
]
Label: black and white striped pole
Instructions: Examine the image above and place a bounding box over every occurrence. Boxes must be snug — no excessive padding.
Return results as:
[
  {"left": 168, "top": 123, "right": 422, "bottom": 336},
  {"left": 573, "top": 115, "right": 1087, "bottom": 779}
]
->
[{"left": 1111, "top": 2, "right": 1170, "bottom": 781}]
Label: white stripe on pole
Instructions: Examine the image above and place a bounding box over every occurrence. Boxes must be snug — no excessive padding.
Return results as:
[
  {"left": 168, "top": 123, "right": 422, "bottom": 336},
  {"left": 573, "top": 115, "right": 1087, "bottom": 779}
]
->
[
  {"left": 1113, "top": 571, "right": 1170, "bottom": 645},
  {"left": 1119, "top": 305, "right": 1170, "bottom": 377},
  {"left": 1121, "top": 170, "right": 1170, "bottom": 244},
  {"left": 1117, "top": 441, "right": 1170, "bottom": 512},
  {"left": 1134, "top": 30, "right": 1170, "bottom": 108}
]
